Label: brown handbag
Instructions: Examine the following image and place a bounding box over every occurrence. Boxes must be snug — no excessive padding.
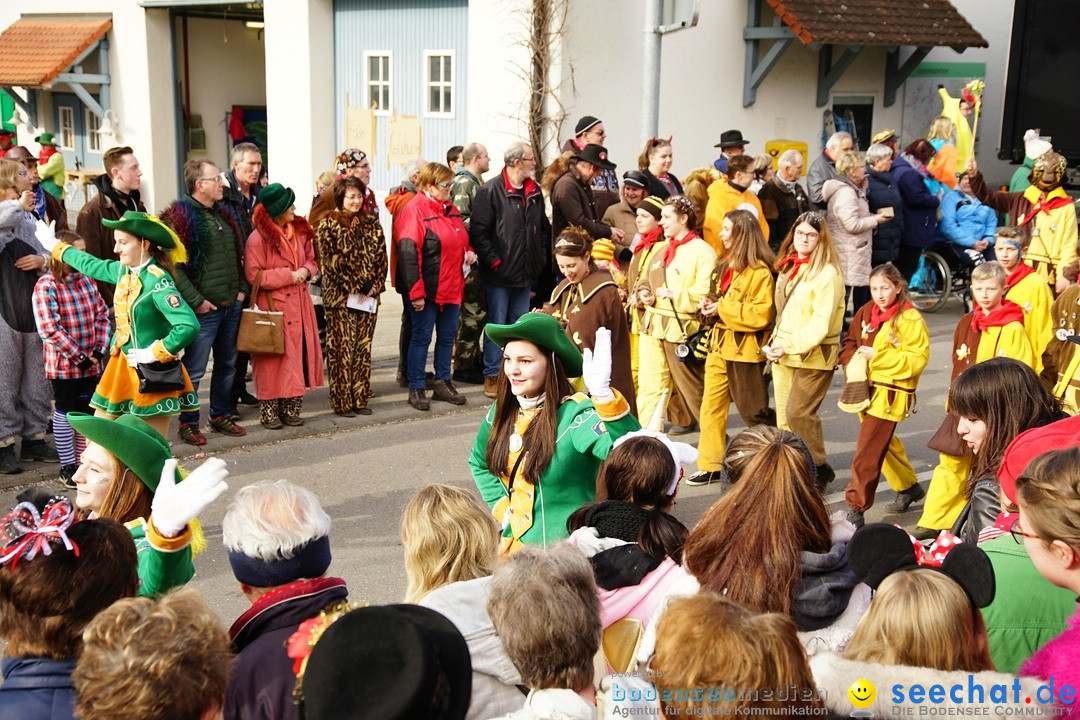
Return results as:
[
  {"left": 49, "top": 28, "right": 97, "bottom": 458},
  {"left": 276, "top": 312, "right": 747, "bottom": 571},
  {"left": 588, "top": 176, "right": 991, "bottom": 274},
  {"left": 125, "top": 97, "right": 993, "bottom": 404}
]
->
[{"left": 236, "top": 270, "right": 285, "bottom": 355}]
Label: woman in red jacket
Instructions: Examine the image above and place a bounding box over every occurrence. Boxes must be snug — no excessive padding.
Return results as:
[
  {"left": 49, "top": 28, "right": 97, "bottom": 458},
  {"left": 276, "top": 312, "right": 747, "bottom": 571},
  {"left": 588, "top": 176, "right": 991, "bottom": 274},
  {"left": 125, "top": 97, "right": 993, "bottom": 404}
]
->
[
  {"left": 396, "top": 162, "right": 476, "bottom": 411},
  {"left": 245, "top": 184, "right": 325, "bottom": 429}
]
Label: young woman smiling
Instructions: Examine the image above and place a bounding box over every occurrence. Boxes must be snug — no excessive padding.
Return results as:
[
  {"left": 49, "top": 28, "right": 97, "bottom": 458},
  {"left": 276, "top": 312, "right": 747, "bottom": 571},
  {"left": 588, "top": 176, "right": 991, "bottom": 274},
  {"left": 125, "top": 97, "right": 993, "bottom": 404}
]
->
[{"left": 469, "top": 313, "right": 639, "bottom": 554}]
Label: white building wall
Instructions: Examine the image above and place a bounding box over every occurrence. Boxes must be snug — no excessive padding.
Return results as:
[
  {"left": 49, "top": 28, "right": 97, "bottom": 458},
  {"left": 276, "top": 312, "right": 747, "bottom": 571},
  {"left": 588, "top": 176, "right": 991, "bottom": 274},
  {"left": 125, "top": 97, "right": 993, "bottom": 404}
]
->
[
  {"left": 262, "top": 0, "right": 334, "bottom": 214},
  {"left": 558, "top": 0, "right": 911, "bottom": 179},
  {"left": 174, "top": 16, "right": 267, "bottom": 170},
  {"left": 0, "top": 1, "right": 179, "bottom": 211}
]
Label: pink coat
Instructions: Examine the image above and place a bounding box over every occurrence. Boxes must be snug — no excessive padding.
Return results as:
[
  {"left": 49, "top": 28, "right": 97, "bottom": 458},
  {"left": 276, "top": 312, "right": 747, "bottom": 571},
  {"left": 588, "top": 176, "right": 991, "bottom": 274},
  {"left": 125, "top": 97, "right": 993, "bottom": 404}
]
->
[{"left": 245, "top": 207, "right": 325, "bottom": 400}]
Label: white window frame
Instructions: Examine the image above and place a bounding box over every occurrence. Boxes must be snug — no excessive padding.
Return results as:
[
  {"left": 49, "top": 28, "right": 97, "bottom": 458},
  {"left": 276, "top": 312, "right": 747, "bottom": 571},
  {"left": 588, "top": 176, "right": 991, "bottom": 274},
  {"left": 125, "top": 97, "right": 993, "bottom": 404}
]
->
[
  {"left": 364, "top": 51, "right": 392, "bottom": 117},
  {"left": 85, "top": 108, "right": 101, "bottom": 152},
  {"left": 58, "top": 106, "right": 76, "bottom": 150},
  {"left": 423, "top": 50, "right": 455, "bottom": 119}
]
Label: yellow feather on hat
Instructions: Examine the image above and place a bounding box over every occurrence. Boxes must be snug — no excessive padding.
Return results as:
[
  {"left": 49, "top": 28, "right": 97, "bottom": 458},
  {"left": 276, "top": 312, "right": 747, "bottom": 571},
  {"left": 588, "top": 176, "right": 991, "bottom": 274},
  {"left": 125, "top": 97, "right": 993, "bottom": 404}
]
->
[{"left": 143, "top": 214, "right": 188, "bottom": 265}]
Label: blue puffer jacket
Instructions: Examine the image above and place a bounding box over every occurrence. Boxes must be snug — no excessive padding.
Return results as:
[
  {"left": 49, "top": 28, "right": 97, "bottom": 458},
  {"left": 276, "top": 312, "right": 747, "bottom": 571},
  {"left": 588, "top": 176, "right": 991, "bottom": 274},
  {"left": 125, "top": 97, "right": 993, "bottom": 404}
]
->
[
  {"left": 0, "top": 657, "right": 76, "bottom": 720},
  {"left": 937, "top": 189, "right": 997, "bottom": 248},
  {"left": 890, "top": 156, "right": 940, "bottom": 249},
  {"left": 867, "top": 169, "right": 905, "bottom": 265}
]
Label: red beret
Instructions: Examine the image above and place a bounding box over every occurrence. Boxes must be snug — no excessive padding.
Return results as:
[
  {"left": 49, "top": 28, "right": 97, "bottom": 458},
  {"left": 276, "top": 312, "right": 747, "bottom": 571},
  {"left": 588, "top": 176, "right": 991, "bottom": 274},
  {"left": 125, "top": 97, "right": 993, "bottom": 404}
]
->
[{"left": 998, "top": 414, "right": 1080, "bottom": 502}]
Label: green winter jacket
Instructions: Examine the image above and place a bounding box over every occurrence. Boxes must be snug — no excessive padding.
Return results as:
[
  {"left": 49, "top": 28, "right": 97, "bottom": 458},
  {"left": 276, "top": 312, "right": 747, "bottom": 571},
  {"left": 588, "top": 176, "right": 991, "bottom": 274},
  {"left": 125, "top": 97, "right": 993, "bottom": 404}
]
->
[
  {"left": 160, "top": 196, "right": 250, "bottom": 309},
  {"left": 1008, "top": 157, "right": 1034, "bottom": 193},
  {"left": 470, "top": 391, "right": 640, "bottom": 548},
  {"left": 981, "top": 534, "right": 1076, "bottom": 673}
]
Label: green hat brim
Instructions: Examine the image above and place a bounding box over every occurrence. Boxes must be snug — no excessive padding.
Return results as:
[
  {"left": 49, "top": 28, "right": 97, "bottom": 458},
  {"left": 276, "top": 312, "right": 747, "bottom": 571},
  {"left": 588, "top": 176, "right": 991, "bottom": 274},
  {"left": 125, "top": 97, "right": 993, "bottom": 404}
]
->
[
  {"left": 484, "top": 312, "right": 583, "bottom": 377},
  {"left": 102, "top": 211, "right": 180, "bottom": 249},
  {"left": 67, "top": 413, "right": 176, "bottom": 493}
]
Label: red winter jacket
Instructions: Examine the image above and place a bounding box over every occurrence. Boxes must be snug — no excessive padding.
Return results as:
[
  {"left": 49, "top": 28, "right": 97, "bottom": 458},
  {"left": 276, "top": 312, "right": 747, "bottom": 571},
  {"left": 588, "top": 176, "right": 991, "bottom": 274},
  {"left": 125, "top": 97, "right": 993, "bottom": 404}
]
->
[{"left": 395, "top": 191, "right": 471, "bottom": 305}]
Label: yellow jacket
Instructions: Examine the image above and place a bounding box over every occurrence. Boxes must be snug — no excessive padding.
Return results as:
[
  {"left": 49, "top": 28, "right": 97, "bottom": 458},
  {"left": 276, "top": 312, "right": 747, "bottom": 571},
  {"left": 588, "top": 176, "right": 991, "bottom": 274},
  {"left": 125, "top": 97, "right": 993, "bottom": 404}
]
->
[
  {"left": 639, "top": 236, "right": 717, "bottom": 343},
  {"left": 1006, "top": 269, "right": 1054, "bottom": 374},
  {"left": 705, "top": 264, "right": 774, "bottom": 363},
  {"left": 1042, "top": 285, "right": 1080, "bottom": 414},
  {"left": 974, "top": 323, "right": 1035, "bottom": 367},
  {"left": 702, "top": 176, "right": 769, "bottom": 255},
  {"left": 863, "top": 308, "right": 930, "bottom": 422},
  {"left": 1023, "top": 186, "right": 1079, "bottom": 285},
  {"left": 772, "top": 264, "right": 845, "bottom": 370}
]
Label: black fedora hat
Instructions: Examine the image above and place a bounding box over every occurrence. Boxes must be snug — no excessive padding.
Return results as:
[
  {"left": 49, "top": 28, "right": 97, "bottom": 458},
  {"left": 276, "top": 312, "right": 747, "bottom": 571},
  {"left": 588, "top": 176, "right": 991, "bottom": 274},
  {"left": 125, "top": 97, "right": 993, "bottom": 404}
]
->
[
  {"left": 575, "top": 143, "right": 616, "bottom": 171},
  {"left": 714, "top": 129, "right": 749, "bottom": 149},
  {"left": 301, "top": 604, "right": 472, "bottom": 720}
]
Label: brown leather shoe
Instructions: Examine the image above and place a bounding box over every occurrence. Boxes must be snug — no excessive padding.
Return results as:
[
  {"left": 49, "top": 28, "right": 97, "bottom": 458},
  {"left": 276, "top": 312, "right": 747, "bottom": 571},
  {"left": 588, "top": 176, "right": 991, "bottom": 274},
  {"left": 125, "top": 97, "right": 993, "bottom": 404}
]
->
[
  {"left": 483, "top": 376, "right": 498, "bottom": 399},
  {"left": 432, "top": 379, "right": 467, "bottom": 405},
  {"left": 408, "top": 388, "right": 430, "bottom": 411}
]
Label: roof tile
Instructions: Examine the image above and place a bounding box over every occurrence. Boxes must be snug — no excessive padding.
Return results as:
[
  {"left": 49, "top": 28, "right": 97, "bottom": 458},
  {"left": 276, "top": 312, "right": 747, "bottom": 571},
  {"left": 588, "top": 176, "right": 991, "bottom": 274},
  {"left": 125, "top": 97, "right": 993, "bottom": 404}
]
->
[
  {"left": 0, "top": 18, "right": 112, "bottom": 87},
  {"left": 763, "top": 0, "right": 987, "bottom": 48}
]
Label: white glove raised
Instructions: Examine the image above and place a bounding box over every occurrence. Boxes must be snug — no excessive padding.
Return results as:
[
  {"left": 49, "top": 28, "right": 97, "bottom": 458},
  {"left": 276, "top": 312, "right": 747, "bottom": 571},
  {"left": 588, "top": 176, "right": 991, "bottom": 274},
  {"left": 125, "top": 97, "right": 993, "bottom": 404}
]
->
[
  {"left": 126, "top": 347, "right": 156, "bottom": 368},
  {"left": 150, "top": 458, "right": 229, "bottom": 538},
  {"left": 35, "top": 220, "right": 58, "bottom": 254},
  {"left": 582, "top": 326, "right": 613, "bottom": 401}
]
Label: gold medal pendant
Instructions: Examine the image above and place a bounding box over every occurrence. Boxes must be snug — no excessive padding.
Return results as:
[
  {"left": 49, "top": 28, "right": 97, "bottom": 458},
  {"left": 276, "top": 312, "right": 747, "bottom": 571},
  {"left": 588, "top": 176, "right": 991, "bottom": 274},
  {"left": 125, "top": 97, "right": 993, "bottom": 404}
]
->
[{"left": 509, "top": 434, "right": 523, "bottom": 453}]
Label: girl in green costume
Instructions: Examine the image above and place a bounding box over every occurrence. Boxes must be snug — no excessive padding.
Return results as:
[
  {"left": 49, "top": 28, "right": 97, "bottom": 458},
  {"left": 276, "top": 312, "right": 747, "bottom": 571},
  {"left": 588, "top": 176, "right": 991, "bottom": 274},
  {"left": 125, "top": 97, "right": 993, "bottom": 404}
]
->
[
  {"left": 470, "top": 313, "right": 640, "bottom": 554},
  {"left": 37, "top": 211, "right": 199, "bottom": 438},
  {"left": 67, "top": 412, "right": 228, "bottom": 596}
]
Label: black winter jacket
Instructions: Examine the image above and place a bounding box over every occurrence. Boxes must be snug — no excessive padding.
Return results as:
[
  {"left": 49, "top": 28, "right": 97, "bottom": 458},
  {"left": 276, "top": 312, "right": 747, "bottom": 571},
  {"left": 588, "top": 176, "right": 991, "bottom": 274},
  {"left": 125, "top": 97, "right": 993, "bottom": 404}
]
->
[
  {"left": 470, "top": 171, "right": 550, "bottom": 288},
  {"left": 867, "top": 168, "right": 905, "bottom": 265},
  {"left": 890, "top": 157, "right": 941, "bottom": 249}
]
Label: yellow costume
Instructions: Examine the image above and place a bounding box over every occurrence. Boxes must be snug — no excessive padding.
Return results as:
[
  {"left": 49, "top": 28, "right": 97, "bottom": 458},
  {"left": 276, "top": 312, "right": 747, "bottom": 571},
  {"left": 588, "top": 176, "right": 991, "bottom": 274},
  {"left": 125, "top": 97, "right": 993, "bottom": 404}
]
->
[
  {"left": 1006, "top": 267, "right": 1054, "bottom": 374},
  {"left": 1040, "top": 285, "right": 1080, "bottom": 414},
  {"left": 701, "top": 176, "right": 769, "bottom": 255}
]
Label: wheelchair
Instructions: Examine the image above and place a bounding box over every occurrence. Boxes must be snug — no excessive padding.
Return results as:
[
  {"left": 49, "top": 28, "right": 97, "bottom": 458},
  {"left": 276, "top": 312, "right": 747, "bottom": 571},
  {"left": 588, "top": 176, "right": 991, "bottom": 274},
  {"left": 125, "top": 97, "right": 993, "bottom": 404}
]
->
[{"left": 908, "top": 242, "right": 980, "bottom": 314}]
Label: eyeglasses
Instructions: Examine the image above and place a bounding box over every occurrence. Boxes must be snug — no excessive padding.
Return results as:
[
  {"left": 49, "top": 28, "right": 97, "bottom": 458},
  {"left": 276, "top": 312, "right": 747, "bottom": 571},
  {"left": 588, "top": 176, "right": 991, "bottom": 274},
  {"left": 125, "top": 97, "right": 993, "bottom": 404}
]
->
[
  {"left": 520, "top": 156, "right": 536, "bottom": 163},
  {"left": 1010, "top": 517, "right": 1040, "bottom": 544},
  {"left": 436, "top": 181, "right": 450, "bottom": 188},
  {"left": 794, "top": 230, "right": 819, "bottom": 239},
  {"left": 198, "top": 176, "right": 223, "bottom": 184}
]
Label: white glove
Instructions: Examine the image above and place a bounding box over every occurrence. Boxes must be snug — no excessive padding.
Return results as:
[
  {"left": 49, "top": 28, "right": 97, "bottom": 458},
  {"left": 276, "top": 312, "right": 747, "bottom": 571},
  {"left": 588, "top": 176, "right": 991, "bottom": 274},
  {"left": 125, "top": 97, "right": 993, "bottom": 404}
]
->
[
  {"left": 126, "top": 347, "right": 156, "bottom": 367},
  {"left": 582, "top": 326, "right": 613, "bottom": 401},
  {"left": 35, "top": 220, "right": 58, "bottom": 253},
  {"left": 150, "top": 458, "right": 229, "bottom": 538}
]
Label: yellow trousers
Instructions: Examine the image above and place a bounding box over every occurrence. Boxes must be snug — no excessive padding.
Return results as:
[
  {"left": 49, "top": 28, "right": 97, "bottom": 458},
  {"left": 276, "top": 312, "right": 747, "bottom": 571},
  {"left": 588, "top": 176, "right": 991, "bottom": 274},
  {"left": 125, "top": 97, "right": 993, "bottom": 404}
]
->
[
  {"left": 629, "top": 331, "right": 639, "bottom": 390},
  {"left": 698, "top": 353, "right": 774, "bottom": 472},
  {"left": 918, "top": 452, "right": 971, "bottom": 530}
]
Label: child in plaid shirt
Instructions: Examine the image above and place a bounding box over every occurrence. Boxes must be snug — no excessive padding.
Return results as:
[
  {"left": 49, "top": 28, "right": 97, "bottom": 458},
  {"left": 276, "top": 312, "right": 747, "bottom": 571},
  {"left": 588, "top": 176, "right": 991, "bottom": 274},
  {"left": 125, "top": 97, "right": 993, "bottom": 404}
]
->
[{"left": 32, "top": 230, "right": 110, "bottom": 486}]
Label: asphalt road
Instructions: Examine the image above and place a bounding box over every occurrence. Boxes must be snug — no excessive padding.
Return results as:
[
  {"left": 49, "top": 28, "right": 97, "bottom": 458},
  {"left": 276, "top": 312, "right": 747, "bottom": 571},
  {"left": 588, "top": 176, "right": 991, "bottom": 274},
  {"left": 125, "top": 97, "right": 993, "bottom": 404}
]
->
[{"left": 0, "top": 290, "right": 970, "bottom": 627}]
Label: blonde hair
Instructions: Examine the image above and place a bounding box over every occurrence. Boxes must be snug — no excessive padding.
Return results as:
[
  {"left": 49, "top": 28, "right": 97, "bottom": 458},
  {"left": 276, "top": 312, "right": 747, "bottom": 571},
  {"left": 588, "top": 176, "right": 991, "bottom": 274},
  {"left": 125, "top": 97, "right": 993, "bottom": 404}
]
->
[
  {"left": 1015, "top": 447, "right": 1080, "bottom": 554},
  {"left": 775, "top": 211, "right": 842, "bottom": 282},
  {"left": 970, "top": 260, "right": 1006, "bottom": 287},
  {"left": 652, "top": 593, "right": 822, "bottom": 717},
  {"left": 682, "top": 167, "right": 720, "bottom": 233},
  {"left": 928, "top": 116, "right": 955, "bottom": 143},
  {"left": 845, "top": 570, "right": 993, "bottom": 672},
  {"left": 73, "top": 587, "right": 231, "bottom": 720},
  {"left": 0, "top": 158, "right": 22, "bottom": 192},
  {"left": 401, "top": 484, "right": 499, "bottom": 603},
  {"left": 835, "top": 151, "right": 866, "bottom": 177}
]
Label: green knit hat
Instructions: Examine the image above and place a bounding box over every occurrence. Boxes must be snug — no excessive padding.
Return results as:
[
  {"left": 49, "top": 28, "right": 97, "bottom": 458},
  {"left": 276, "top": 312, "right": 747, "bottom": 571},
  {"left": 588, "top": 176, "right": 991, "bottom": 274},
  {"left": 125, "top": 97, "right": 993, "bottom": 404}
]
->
[
  {"left": 67, "top": 413, "right": 178, "bottom": 492},
  {"left": 258, "top": 183, "right": 296, "bottom": 218},
  {"left": 484, "top": 312, "right": 583, "bottom": 377}
]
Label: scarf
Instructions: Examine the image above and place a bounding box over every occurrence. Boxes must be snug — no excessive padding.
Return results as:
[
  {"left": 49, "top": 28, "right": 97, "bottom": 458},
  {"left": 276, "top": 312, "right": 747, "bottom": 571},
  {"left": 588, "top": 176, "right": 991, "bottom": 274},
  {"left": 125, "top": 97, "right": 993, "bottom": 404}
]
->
[
  {"left": 662, "top": 231, "right": 698, "bottom": 267},
  {"left": 774, "top": 174, "right": 799, "bottom": 193},
  {"left": 719, "top": 266, "right": 734, "bottom": 295},
  {"left": 1018, "top": 188, "right": 1073, "bottom": 225},
  {"left": 779, "top": 254, "right": 810, "bottom": 281},
  {"left": 971, "top": 299, "right": 1025, "bottom": 334},
  {"left": 515, "top": 392, "right": 545, "bottom": 410},
  {"left": 729, "top": 181, "right": 749, "bottom": 193},
  {"left": 1005, "top": 262, "right": 1035, "bottom": 290},
  {"left": 868, "top": 300, "right": 914, "bottom": 333},
  {"left": 900, "top": 153, "right": 933, "bottom": 180},
  {"left": 634, "top": 226, "right": 664, "bottom": 256}
]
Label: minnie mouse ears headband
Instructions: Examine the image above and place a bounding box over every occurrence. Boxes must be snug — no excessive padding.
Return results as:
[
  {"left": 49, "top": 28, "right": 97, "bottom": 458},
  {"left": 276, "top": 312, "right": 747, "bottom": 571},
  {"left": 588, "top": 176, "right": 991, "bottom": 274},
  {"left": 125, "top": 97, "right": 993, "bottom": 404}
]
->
[{"left": 848, "top": 524, "right": 995, "bottom": 608}]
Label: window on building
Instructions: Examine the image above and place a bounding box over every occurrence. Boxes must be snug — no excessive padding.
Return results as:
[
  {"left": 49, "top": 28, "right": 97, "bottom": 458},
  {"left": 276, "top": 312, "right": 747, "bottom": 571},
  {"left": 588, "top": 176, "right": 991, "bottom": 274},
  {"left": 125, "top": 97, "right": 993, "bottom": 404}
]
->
[
  {"left": 365, "top": 53, "right": 391, "bottom": 115},
  {"left": 424, "top": 51, "right": 454, "bottom": 117},
  {"left": 58, "top": 106, "right": 76, "bottom": 150},
  {"left": 85, "top": 109, "right": 101, "bottom": 152}
]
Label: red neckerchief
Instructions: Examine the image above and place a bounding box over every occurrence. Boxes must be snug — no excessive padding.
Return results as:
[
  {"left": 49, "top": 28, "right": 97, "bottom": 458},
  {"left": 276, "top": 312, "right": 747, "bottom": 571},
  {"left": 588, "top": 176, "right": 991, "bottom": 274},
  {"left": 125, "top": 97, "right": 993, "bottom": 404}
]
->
[
  {"left": 1019, "top": 194, "right": 1073, "bottom": 225},
  {"left": 1004, "top": 262, "right": 1035, "bottom": 290},
  {"left": 635, "top": 226, "right": 664, "bottom": 256},
  {"left": 971, "top": 299, "right": 1025, "bottom": 333},
  {"left": 779, "top": 254, "right": 810, "bottom": 281},
  {"left": 868, "top": 300, "right": 913, "bottom": 333},
  {"left": 719, "top": 266, "right": 734, "bottom": 295},
  {"left": 662, "top": 231, "right": 699, "bottom": 267}
]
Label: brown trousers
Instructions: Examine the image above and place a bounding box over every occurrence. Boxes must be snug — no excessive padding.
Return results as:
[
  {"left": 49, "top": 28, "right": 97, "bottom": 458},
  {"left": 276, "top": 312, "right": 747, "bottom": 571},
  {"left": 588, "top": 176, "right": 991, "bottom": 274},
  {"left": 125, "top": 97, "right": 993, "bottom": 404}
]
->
[
  {"left": 773, "top": 364, "right": 834, "bottom": 466},
  {"left": 845, "top": 414, "right": 919, "bottom": 511}
]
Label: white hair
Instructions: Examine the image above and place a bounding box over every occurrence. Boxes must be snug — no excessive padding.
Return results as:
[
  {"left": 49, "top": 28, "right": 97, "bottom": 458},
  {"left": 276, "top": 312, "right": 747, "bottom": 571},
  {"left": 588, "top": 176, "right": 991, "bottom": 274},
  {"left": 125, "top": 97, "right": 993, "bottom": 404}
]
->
[
  {"left": 865, "top": 143, "right": 893, "bottom": 166},
  {"left": 826, "top": 132, "right": 852, "bottom": 152},
  {"left": 403, "top": 158, "right": 425, "bottom": 178},
  {"left": 222, "top": 480, "right": 331, "bottom": 561},
  {"left": 777, "top": 149, "right": 803, "bottom": 168}
]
